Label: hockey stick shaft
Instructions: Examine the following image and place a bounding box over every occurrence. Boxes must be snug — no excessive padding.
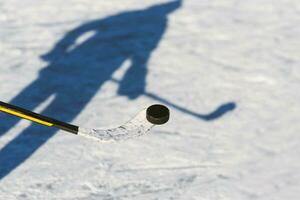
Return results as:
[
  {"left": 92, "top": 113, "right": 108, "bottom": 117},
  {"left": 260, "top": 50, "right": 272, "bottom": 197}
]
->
[{"left": 0, "top": 101, "right": 78, "bottom": 134}]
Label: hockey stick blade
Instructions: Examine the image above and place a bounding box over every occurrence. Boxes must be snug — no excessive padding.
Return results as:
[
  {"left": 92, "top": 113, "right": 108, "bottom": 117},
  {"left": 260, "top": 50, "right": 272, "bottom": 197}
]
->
[{"left": 78, "top": 104, "right": 170, "bottom": 141}]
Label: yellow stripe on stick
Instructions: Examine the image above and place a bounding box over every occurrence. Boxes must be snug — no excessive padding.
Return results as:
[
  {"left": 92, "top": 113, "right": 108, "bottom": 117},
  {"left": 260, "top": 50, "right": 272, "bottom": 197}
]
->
[{"left": 0, "top": 106, "right": 53, "bottom": 127}]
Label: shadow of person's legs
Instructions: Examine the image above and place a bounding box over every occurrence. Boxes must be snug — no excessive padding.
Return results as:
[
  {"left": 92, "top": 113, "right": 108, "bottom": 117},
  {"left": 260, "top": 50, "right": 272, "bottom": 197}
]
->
[
  {"left": 0, "top": 124, "right": 55, "bottom": 179},
  {"left": 0, "top": 91, "right": 91, "bottom": 179},
  {"left": 0, "top": 79, "right": 52, "bottom": 137}
]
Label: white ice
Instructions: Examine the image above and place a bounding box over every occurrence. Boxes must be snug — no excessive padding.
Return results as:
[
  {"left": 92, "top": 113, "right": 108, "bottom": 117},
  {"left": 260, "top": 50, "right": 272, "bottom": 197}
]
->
[{"left": 0, "top": 0, "right": 299, "bottom": 199}]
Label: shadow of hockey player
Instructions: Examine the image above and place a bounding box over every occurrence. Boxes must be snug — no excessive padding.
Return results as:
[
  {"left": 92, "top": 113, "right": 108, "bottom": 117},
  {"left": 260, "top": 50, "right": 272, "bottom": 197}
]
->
[
  {"left": 0, "top": 0, "right": 182, "bottom": 180},
  {"left": 0, "top": 0, "right": 235, "bottom": 179}
]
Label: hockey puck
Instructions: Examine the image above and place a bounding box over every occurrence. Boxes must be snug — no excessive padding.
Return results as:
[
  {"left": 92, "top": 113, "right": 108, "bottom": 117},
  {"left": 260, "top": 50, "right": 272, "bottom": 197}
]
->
[{"left": 146, "top": 104, "right": 170, "bottom": 125}]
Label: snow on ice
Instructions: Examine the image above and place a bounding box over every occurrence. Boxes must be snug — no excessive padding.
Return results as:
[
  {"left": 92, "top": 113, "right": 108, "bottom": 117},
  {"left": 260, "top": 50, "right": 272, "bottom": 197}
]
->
[{"left": 0, "top": 0, "right": 299, "bottom": 199}]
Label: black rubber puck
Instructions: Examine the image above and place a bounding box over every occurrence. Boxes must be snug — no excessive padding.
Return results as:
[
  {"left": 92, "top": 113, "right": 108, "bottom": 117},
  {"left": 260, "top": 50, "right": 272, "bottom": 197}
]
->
[{"left": 146, "top": 104, "right": 170, "bottom": 125}]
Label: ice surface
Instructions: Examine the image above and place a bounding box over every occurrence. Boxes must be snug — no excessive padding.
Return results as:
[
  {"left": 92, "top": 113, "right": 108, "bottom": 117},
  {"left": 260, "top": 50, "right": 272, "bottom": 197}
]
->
[{"left": 0, "top": 0, "right": 300, "bottom": 199}]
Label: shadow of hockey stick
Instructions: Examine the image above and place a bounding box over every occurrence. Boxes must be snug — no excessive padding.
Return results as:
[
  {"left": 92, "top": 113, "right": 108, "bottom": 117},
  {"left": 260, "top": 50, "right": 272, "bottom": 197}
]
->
[
  {"left": 144, "top": 92, "right": 236, "bottom": 121},
  {"left": 111, "top": 78, "right": 236, "bottom": 121}
]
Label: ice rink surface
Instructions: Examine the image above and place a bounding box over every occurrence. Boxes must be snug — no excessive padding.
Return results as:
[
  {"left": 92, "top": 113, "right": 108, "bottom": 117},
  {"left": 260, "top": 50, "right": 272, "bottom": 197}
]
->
[{"left": 0, "top": 0, "right": 299, "bottom": 199}]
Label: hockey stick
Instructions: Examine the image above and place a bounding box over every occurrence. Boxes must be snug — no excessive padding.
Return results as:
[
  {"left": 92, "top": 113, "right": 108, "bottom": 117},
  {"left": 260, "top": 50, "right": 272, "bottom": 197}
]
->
[{"left": 0, "top": 101, "right": 169, "bottom": 141}]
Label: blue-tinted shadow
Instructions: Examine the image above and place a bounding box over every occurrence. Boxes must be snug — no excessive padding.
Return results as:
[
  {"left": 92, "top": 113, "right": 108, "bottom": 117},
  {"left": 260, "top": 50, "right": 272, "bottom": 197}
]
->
[
  {"left": 0, "top": 0, "right": 182, "bottom": 180},
  {"left": 0, "top": 0, "right": 235, "bottom": 180},
  {"left": 145, "top": 92, "right": 236, "bottom": 121}
]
